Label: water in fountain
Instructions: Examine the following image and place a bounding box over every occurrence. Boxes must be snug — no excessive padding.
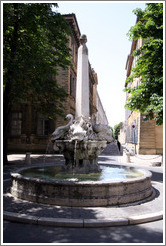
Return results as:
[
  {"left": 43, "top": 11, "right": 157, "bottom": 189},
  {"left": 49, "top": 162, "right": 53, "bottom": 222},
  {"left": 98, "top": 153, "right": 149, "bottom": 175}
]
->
[
  {"left": 41, "top": 138, "right": 55, "bottom": 177},
  {"left": 19, "top": 164, "right": 144, "bottom": 182}
]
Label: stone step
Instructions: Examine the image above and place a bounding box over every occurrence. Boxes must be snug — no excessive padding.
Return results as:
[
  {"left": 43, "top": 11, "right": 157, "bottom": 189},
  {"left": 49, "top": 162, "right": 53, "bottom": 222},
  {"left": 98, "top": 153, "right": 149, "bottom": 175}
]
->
[{"left": 101, "top": 142, "right": 120, "bottom": 156}]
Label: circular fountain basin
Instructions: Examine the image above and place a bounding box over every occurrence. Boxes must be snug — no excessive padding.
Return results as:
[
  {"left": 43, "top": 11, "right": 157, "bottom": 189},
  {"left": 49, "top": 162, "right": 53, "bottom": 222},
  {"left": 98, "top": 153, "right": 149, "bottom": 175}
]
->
[{"left": 10, "top": 164, "right": 153, "bottom": 207}]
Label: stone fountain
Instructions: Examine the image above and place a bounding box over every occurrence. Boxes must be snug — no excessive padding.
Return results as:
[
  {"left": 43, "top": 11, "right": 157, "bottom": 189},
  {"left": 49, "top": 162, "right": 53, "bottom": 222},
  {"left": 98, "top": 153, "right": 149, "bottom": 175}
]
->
[
  {"left": 51, "top": 34, "right": 113, "bottom": 174},
  {"left": 10, "top": 35, "right": 153, "bottom": 207}
]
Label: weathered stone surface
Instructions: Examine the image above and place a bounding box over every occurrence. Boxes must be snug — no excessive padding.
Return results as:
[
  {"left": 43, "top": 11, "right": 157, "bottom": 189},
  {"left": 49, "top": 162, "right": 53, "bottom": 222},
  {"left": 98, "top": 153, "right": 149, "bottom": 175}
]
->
[
  {"left": 10, "top": 166, "right": 153, "bottom": 207},
  {"left": 75, "top": 35, "right": 89, "bottom": 119},
  {"left": 54, "top": 140, "right": 107, "bottom": 173},
  {"left": 128, "top": 211, "right": 163, "bottom": 225}
]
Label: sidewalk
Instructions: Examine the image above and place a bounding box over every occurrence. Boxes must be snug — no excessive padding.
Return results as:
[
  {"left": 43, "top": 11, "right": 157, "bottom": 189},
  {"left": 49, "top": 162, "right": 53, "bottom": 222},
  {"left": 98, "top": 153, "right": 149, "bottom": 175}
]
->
[
  {"left": 6, "top": 153, "right": 163, "bottom": 166},
  {"left": 118, "top": 154, "right": 163, "bottom": 167},
  {"left": 3, "top": 154, "right": 163, "bottom": 228}
]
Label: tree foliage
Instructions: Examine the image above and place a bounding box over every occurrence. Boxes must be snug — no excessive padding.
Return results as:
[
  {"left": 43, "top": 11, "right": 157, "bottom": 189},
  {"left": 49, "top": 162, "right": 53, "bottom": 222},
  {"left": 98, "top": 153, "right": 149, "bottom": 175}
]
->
[
  {"left": 113, "top": 122, "right": 123, "bottom": 140},
  {"left": 124, "top": 3, "right": 163, "bottom": 125},
  {"left": 3, "top": 3, "right": 72, "bottom": 163},
  {"left": 3, "top": 3, "right": 72, "bottom": 118}
]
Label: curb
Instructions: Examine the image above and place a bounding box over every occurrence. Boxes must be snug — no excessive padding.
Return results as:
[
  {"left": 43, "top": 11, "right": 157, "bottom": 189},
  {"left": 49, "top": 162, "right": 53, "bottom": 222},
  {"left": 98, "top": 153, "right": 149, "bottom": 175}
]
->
[{"left": 3, "top": 210, "right": 163, "bottom": 228}]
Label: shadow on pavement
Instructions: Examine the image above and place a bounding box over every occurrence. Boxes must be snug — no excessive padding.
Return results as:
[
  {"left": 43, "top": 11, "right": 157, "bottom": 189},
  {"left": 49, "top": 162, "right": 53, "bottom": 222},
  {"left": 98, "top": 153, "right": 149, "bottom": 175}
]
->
[
  {"left": 3, "top": 194, "right": 100, "bottom": 220},
  {"left": 150, "top": 170, "right": 163, "bottom": 183},
  {"left": 3, "top": 220, "right": 163, "bottom": 243}
]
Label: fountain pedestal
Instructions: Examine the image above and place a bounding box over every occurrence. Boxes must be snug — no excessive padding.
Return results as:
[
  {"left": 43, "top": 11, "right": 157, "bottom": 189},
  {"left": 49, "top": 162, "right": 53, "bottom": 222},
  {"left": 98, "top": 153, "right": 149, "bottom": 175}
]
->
[
  {"left": 55, "top": 140, "right": 107, "bottom": 173},
  {"left": 75, "top": 34, "right": 89, "bottom": 119},
  {"left": 52, "top": 35, "right": 113, "bottom": 173}
]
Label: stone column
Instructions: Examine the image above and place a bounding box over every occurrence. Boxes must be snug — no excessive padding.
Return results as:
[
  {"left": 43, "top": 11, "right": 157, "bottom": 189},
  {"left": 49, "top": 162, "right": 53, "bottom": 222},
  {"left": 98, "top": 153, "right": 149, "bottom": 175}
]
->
[{"left": 75, "top": 35, "right": 89, "bottom": 119}]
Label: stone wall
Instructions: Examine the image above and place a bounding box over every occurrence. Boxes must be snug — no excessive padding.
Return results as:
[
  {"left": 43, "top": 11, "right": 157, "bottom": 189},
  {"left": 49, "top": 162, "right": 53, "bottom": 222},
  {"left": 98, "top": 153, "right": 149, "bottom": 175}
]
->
[
  {"left": 139, "top": 115, "right": 163, "bottom": 154},
  {"left": 96, "top": 92, "right": 108, "bottom": 125},
  {"left": 120, "top": 112, "right": 163, "bottom": 155}
]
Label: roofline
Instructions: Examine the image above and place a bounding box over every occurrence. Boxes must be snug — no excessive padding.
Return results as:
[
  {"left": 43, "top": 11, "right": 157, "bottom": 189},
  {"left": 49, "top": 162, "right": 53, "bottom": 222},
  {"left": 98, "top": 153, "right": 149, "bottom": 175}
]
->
[
  {"left": 124, "top": 17, "right": 140, "bottom": 87},
  {"left": 63, "top": 14, "right": 81, "bottom": 45},
  {"left": 63, "top": 14, "right": 81, "bottom": 35}
]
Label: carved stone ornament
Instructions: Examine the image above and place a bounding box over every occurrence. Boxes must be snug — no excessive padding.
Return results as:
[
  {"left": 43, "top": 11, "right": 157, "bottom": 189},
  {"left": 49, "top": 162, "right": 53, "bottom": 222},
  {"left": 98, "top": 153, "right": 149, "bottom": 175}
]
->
[{"left": 79, "top": 34, "right": 87, "bottom": 44}]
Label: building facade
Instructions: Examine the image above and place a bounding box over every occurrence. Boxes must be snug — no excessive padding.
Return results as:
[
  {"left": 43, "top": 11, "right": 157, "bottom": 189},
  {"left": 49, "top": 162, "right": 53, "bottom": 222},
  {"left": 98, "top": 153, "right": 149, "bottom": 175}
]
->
[
  {"left": 8, "top": 14, "right": 108, "bottom": 153},
  {"left": 119, "top": 38, "right": 163, "bottom": 155},
  {"left": 96, "top": 92, "right": 108, "bottom": 125}
]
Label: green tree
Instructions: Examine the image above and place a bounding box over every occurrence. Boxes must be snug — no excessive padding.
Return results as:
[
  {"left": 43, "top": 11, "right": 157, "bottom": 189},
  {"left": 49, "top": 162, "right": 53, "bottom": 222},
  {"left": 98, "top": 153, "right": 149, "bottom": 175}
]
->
[
  {"left": 113, "top": 122, "right": 123, "bottom": 140},
  {"left": 108, "top": 125, "right": 113, "bottom": 133},
  {"left": 124, "top": 3, "right": 163, "bottom": 125},
  {"left": 3, "top": 3, "right": 72, "bottom": 163}
]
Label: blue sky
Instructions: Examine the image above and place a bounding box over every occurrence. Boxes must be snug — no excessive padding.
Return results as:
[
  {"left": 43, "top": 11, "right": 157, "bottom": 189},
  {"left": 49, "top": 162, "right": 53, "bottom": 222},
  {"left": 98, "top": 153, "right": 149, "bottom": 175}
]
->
[{"left": 55, "top": 1, "right": 146, "bottom": 127}]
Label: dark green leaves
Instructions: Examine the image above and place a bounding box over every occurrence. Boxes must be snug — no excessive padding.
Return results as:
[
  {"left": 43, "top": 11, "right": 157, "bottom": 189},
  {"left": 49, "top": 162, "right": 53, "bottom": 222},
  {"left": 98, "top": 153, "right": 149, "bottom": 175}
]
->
[
  {"left": 3, "top": 3, "right": 72, "bottom": 119},
  {"left": 113, "top": 122, "right": 123, "bottom": 140},
  {"left": 125, "top": 3, "right": 163, "bottom": 125}
]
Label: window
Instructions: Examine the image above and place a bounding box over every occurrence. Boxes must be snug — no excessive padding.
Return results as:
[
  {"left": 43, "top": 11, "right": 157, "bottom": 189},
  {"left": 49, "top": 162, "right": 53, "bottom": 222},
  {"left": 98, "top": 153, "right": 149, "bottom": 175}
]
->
[
  {"left": 70, "top": 73, "right": 76, "bottom": 98},
  {"left": 37, "top": 117, "right": 49, "bottom": 136},
  {"left": 11, "top": 112, "right": 22, "bottom": 136},
  {"left": 71, "top": 38, "right": 77, "bottom": 64}
]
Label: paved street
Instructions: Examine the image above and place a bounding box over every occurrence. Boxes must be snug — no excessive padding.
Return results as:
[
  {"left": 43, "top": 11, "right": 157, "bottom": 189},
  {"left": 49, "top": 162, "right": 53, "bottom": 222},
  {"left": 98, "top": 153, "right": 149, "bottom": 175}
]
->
[
  {"left": 3, "top": 154, "right": 164, "bottom": 244},
  {"left": 3, "top": 219, "right": 163, "bottom": 244}
]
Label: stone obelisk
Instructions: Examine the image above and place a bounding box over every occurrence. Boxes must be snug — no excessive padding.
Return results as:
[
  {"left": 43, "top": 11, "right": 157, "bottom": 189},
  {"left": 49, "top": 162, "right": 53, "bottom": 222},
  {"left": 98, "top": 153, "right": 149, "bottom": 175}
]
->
[{"left": 75, "top": 35, "right": 89, "bottom": 119}]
